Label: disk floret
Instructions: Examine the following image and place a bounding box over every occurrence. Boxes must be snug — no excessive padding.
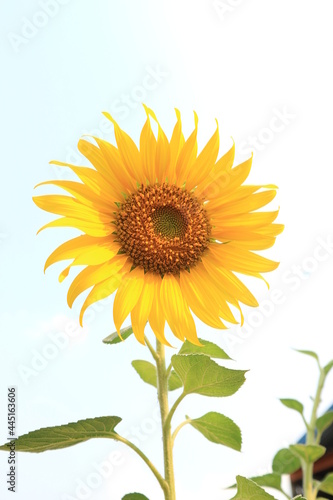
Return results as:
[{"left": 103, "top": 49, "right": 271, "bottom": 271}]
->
[{"left": 115, "top": 183, "right": 211, "bottom": 275}]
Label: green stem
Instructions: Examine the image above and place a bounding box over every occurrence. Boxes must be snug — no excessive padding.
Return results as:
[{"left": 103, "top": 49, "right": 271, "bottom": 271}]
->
[
  {"left": 156, "top": 340, "right": 176, "bottom": 500},
  {"left": 144, "top": 335, "right": 159, "bottom": 363},
  {"left": 171, "top": 419, "right": 190, "bottom": 447},
  {"left": 164, "top": 393, "right": 186, "bottom": 433},
  {"left": 302, "top": 367, "right": 326, "bottom": 500},
  {"left": 115, "top": 434, "right": 167, "bottom": 494}
]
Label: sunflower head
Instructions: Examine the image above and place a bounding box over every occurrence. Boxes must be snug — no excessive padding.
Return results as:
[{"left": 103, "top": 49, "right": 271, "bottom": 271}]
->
[{"left": 33, "top": 106, "right": 283, "bottom": 345}]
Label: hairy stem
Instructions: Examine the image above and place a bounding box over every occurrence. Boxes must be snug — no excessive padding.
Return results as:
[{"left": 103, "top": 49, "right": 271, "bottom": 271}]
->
[
  {"left": 156, "top": 340, "right": 176, "bottom": 500},
  {"left": 303, "top": 367, "right": 326, "bottom": 500},
  {"left": 171, "top": 419, "right": 191, "bottom": 447}
]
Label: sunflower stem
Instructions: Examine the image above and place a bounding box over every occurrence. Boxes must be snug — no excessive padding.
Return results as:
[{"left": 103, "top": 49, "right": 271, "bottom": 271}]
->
[
  {"left": 156, "top": 340, "right": 176, "bottom": 500},
  {"left": 302, "top": 365, "right": 326, "bottom": 500}
]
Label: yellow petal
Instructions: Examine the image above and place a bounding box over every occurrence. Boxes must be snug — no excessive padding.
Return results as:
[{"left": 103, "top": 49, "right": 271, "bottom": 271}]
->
[
  {"left": 58, "top": 245, "right": 120, "bottom": 282},
  {"left": 231, "top": 236, "right": 276, "bottom": 250},
  {"left": 79, "top": 273, "right": 123, "bottom": 326},
  {"left": 188, "top": 265, "right": 238, "bottom": 324},
  {"left": 175, "top": 112, "right": 198, "bottom": 186},
  {"left": 49, "top": 161, "right": 119, "bottom": 203},
  {"left": 37, "top": 217, "right": 112, "bottom": 237},
  {"left": 212, "top": 189, "right": 277, "bottom": 217},
  {"left": 143, "top": 105, "right": 171, "bottom": 183},
  {"left": 207, "top": 154, "right": 253, "bottom": 206},
  {"left": 44, "top": 235, "right": 116, "bottom": 272},
  {"left": 35, "top": 180, "right": 112, "bottom": 213},
  {"left": 203, "top": 251, "right": 259, "bottom": 307},
  {"left": 167, "top": 109, "right": 184, "bottom": 184},
  {"left": 67, "top": 255, "right": 128, "bottom": 307},
  {"left": 210, "top": 242, "right": 279, "bottom": 274},
  {"left": 92, "top": 137, "right": 138, "bottom": 194},
  {"left": 186, "top": 120, "right": 220, "bottom": 191},
  {"left": 160, "top": 274, "right": 200, "bottom": 345},
  {"left": 195, "top": 141, "right": 235, "bottom": 199},
  {"left": 212, "top": 211, "right": 280, "bottom": 234},
  {"left": 130, "top": 273, "right": 155, "bottom": 344},
  {"left": 140, "top": 113, "right": 157, "bottom": 185},
  {"left": 257, "top": 223, "right": 284, "bottom": 237},
  {"left": 180, "top": 268, "right": 226, "bottom": 329},
  {"left": 103, "top": 112, "right": 142, "bottom": 182},
  {"left": 148, "top": 279, "right": 171, "bottom": 346},
  {"left": 33, "top": 195, "right": 111, "bottom": 224},
  {"left": 113, "top": 267, "right": 145, "bottom": 334}
]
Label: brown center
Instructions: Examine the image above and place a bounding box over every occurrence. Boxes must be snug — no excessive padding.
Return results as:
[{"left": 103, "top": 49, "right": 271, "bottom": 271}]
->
[{"left": 114, "top": 183, "right": 211, "bottom": 276}]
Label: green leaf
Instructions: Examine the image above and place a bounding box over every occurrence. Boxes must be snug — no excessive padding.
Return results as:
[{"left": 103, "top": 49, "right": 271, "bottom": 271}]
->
[
  {"left": 316, "top": 411, "right": 333, "bottom": 434},
  {"left": 292, "top": 497, "right": 307, "bottom": 500},
  {"left": 289, "top": 444, "right": 326, "bottom": 463},
  {"left": 228, "top": 473, "right": 282, "bottom": 491},
  {"left": 132, "top": 360, "right": 157, "bottom": 388},
  {"left": 186, "top": 412, "right": 241, "bottom": 451},
  {"left": 318, "top": 472, "right": 333, "bottom": 494},
  {"left": 246, "top": 474, "right": 282, "bottom": 492},
  {"left": 171, "top": 354, "right": 246, "bottom": 397},
  {"left": 122, "top": 494, "right": 149, "bottom": 500},
  {"left": 103, "top": 326, "right": 134, "bottom": 344},
  {"left": 0, "top": 416, "right": 121, "bottom": 453},
  {"left": 272, "top": 448, "right": 301, "bottom": 474},
  {"left": 230, "top": 476, "right": 278, "bottom": 500},
  {"left": 178, "top": 338, "right": 232, "bottom": 360},
  {"left": 323, "top": 360, "right": 333, "bottom": 375},
  {"left": 168, "top": 370, "right": 183, "bottom": 391},
  {"left": 280, "top": 398, "right": 304, "bottom": 415},
  {"left": 295, "top": 349, "right": 320, "bottom": 362}
]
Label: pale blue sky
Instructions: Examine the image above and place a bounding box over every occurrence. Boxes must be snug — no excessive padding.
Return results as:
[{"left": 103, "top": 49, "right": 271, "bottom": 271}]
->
[{"left": 1, "top": 1, "right": 333, "bottom": 499}]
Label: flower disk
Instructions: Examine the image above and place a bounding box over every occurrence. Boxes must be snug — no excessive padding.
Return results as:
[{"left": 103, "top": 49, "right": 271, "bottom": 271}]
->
[
  {"left": 115, "top": 183, "right": 211, "bottom": 276},
  {"left": 33, "top": 106, "right": 283, "bottom": 345}
]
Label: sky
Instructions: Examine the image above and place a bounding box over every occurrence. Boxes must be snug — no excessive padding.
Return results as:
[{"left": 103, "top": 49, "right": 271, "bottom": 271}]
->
[{"left": 1, "top": 0, "right": 333, "bottom": 499}]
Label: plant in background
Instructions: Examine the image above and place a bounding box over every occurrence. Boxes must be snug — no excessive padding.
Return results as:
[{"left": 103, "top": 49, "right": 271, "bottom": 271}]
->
[
  {"left": 0, "top": 108, "right": 282, "bottom": 499},
  {"left": 229, "top": 350, "right": 333, "bottom": 500}
]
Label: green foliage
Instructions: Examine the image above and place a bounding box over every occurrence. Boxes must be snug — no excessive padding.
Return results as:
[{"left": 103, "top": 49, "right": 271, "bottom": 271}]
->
[
  {"left": 279, "top": 398, "right": 304, "bottom": 415},
  {"left": 318, "top": 473, "right": 333, "bottom": 495},
  {"left": 316, "top": 411, "right": 333, "bottom": 434},
  {"left": 168, "top": 370, "right": 183, "bottom": 391},
  {"left": 132, "top": 360, "right": 157, "bottom": 388},
  {"left": 0, "top": 417, "right": 121, "bottom": 453},
  {"left": 178, "top": 339, "right": 232, "bottom": 360},
  {"left": 171, "top": 354, "right": 246, "bottom": 397},
  {"left": 230, "top": 476, "right": 278, "bottom": 500},
  {"left": 295, "top": 349, "right": 320, "bottom": 363},
  {"left": 272, "top": 448, "right": 301, "bottom": 474},
  {"left": 122, "top": 494, "right": 149, "bottom": 500},
  {"left": 103, "top": 326, "right": 133, "bottom": 344},
  {"left": 239, "top": 473, "right": 283, "bottom": 492},
  {"left": 186, "top": 412, "right": 241, "bottom": 451},
  {"left": 289, "top": 444, "right": 326, "bottom": 463},
  {"left": 323, "top": 360, "right": 333, "bottom": 375}
]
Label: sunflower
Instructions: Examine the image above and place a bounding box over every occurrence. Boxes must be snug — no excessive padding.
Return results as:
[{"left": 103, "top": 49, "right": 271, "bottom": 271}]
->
[{"left": 33, "top": 106, "right": 283, "bottom": 345}]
